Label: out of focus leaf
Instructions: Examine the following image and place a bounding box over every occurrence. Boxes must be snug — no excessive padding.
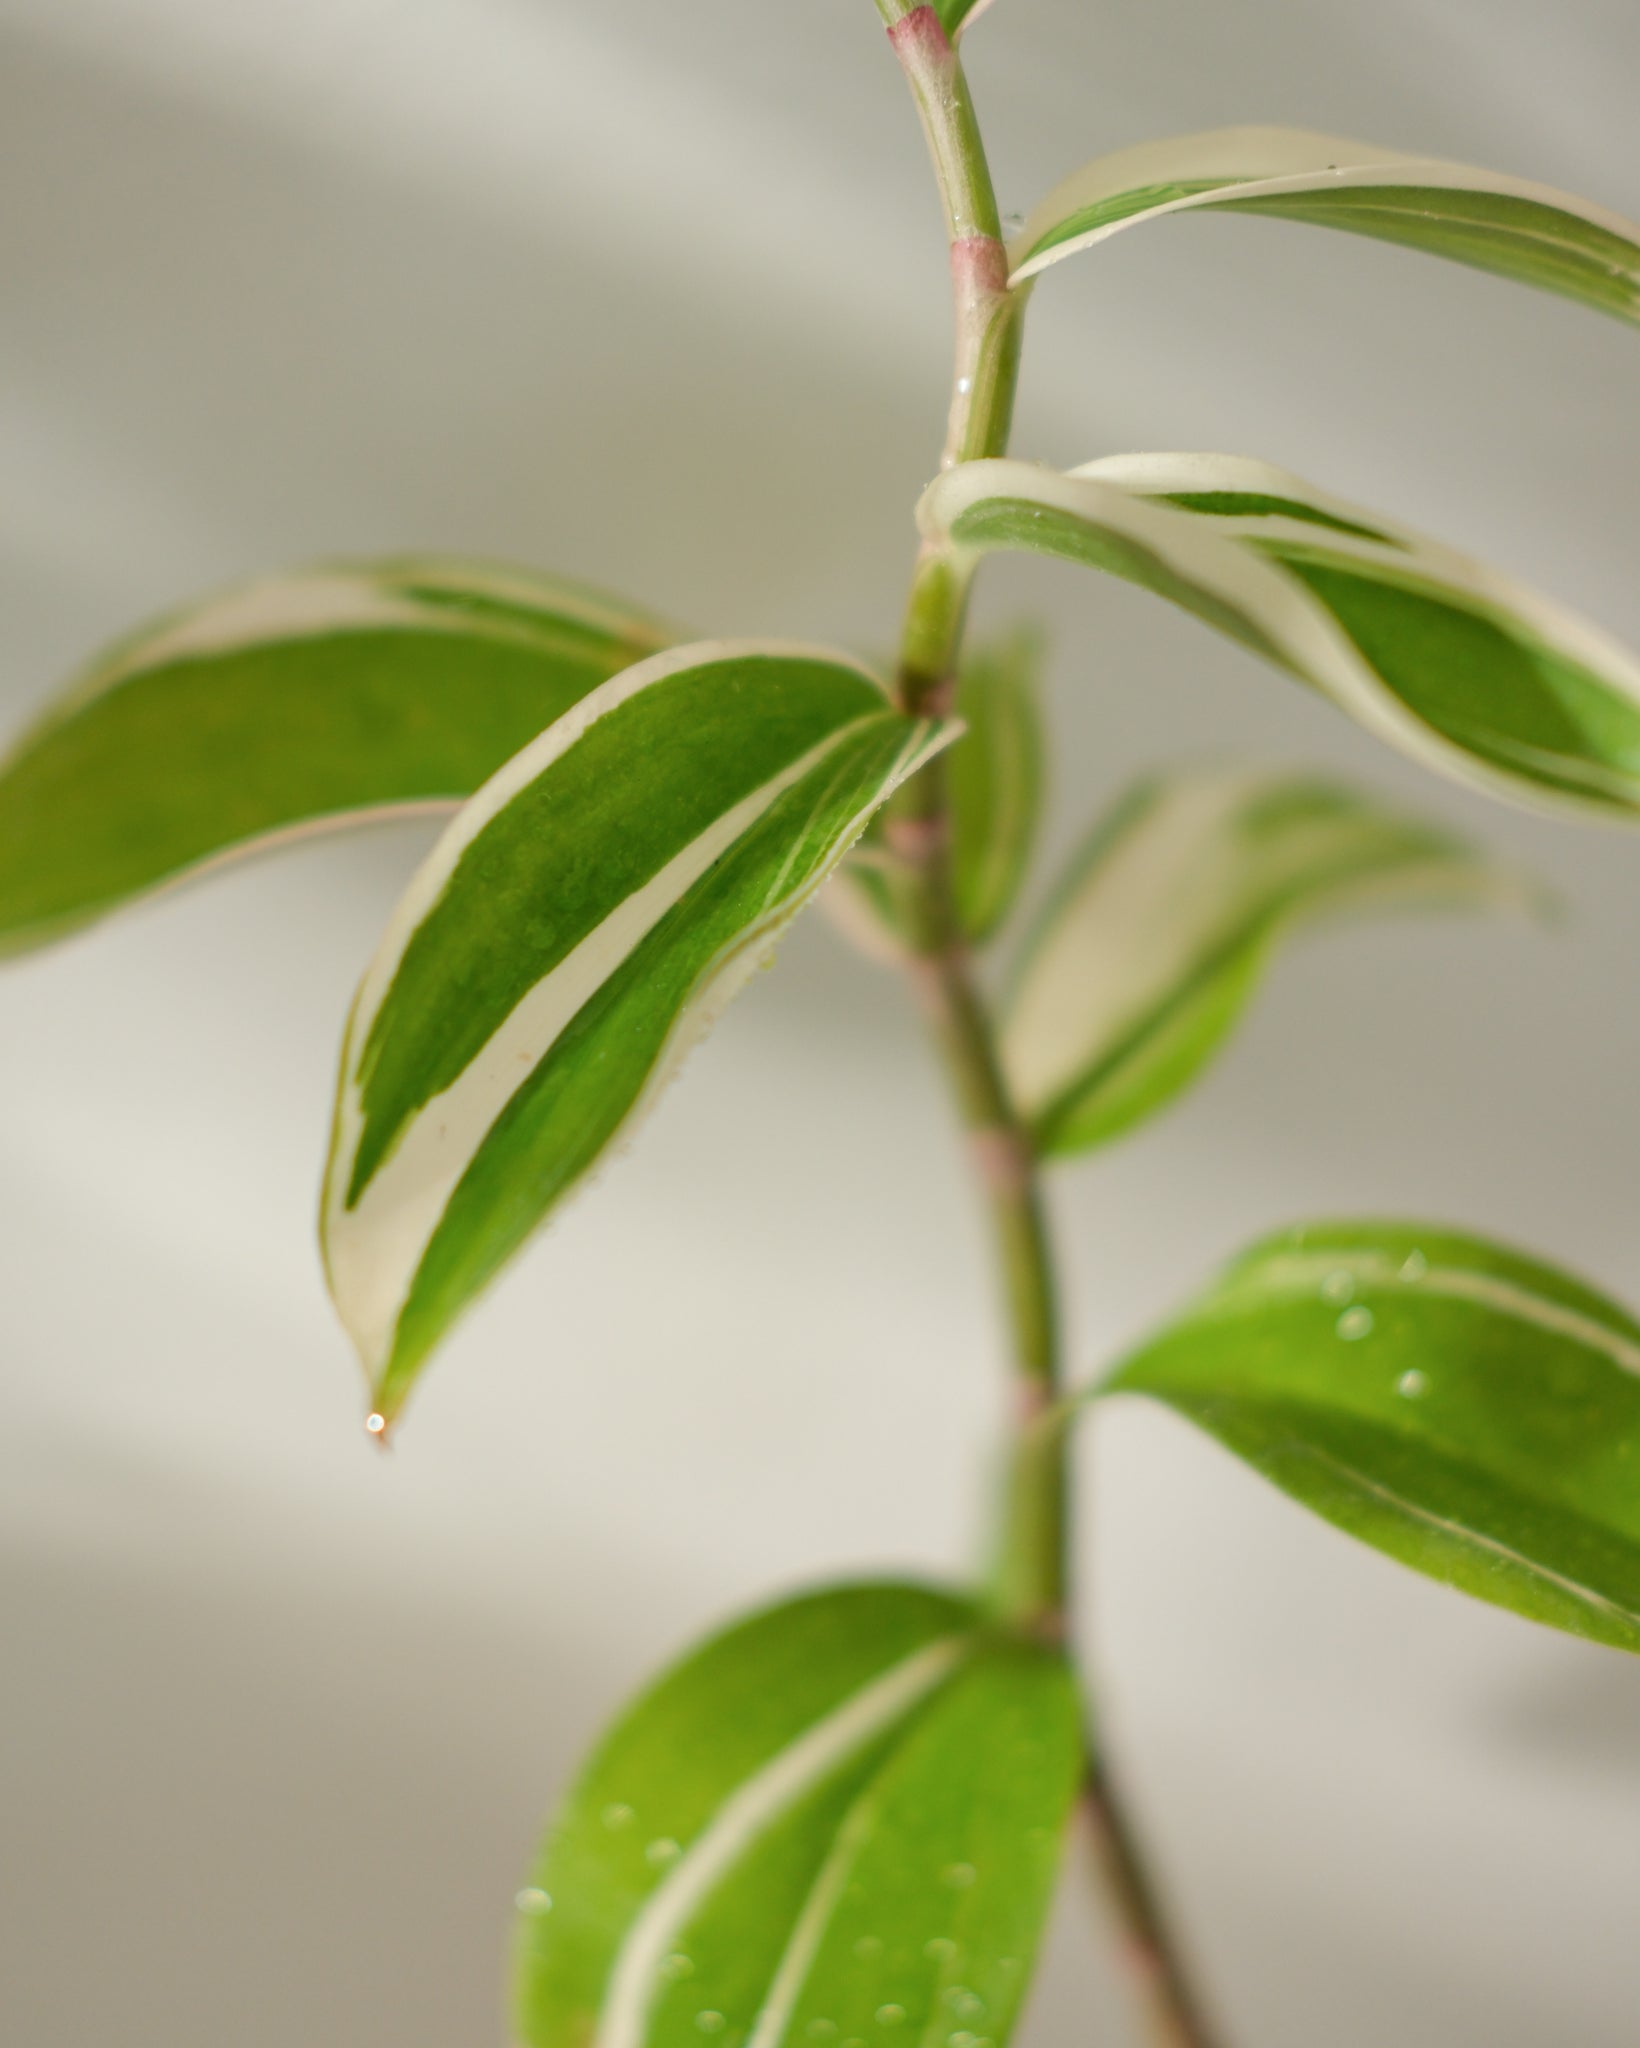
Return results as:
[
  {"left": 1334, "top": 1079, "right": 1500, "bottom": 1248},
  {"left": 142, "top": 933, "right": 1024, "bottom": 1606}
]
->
[
  {"left": 1002, "top": 767, "right": 1533, "bottom": 1155},
  {"left": 0, "top": 558, "right": 674, "bottom": 955},
  {"left": 1106, "top": 1220, "right": 1640, "bottom": 1653},
  {"left": 1010, "top": 124, "right": 1640, "bottom": 324},
  {"left": 514, "top": 1580, "right": 1082, "bottom": 2048}
]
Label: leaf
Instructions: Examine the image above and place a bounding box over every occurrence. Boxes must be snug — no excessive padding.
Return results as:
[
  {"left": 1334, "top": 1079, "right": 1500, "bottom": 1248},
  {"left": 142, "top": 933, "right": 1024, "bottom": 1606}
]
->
[
  {"left": 949, "top": 627, "right": 1046, "bottom": 942},
  {"left": 0, "top": 558, "right": 675, "bottom": 956},
  {"left": 1001, "top": 769, "right": 1531, "bottom": 1158},
  {"left": 933, "top": 0, "right": 1000, "bottom": 36},
  {"left": 919, "top": 452, "right": 1640, "bottom": 821},
  {"left": 1105, "top": 1221, "right": 1640, "bottom": 1653},
  {"left": 322, "top": 640, "right": 956, "bottom": 1422},
  {"left": 513, "top": 1580, "right": 1082, "bottom": 2048},
  {"left": 825, "top": 630, "right": 1042, "bottom": 958},
  {"left": 1008, "top": 124, "right": 1640, "bottom": 322}
]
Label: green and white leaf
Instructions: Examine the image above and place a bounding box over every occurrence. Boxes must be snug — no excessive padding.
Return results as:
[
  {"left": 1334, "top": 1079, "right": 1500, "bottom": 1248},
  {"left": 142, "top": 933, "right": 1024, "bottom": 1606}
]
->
[
  {"left": 0, "top": 557, "right": 675, "bottom": 957},
  {"left": 933, "top": 0, "right": 999, "bottom": 37},
  {"left": 920, "top": 452, "right": 1640, "bottom": 820},
  {"left": 830, "top": 629, "right": 1044, "bottom": 955},
  {"left": 1105, "top": 1221, "right": 1640, "bottom": 1654},
  {"left": 514, "top": 1580, "right": 1082, "bottom": 2048},
  {"left": 1002, "top": 769, "right": 1531, "bottom": 1157},
  {"left": 1009, "top": 124, "right": 1640, "bottom": 322},
  {"left": 322, "top": 640, "right": 955, "bottom": 1421}
]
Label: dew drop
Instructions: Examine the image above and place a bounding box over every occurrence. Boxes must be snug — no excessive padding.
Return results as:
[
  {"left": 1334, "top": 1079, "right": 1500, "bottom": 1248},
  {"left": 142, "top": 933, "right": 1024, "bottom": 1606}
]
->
[
  {"left": 807, "top": 2022, "right": 838, "bottom": 2042},
  {"left": 949, "top": 2035, "right": 978, "bottom": 2048},
  {"left": 944, "top": 1989, "right": 985, "bottom": 2022},
  {"left": 1336, "top": 1306, "right": 1375, "bottom": 1342},
  {"left": 645, "top": 1837, "right": 682, "bottom": 1868},
  {"left": 1400, "top": 1249, "right": 1428, "bottom": 1282},
  {"left": 924, "top": 1937, "right": 958, "bottom": 1963},
  {"left": 876, "top": 2006, "right": 905, "bottom": 2028},
  {"left": 956, "top": 376, "right": 973, "bottom": 395},
  {"left": 514, "top": 1887, "right": 552, "bottom": 1915},
  {"left": 1321, "top": 1269, "right": 1356, "bottom": 1306},
  {"left": 941, "top": 1862, "right": 977, "bottom": 1889},
  {"left": 364, "top": 1411, "right": 387, "bottom": 1436},
  {"left": 1397, "top": 1369, "right": 1429, "bottom": 1399},
  {"left": 661, "top": 1954, "right": 695, "bottom": 1983},
  {"left": 602, "top": 1803, "right": 635, "bottom": 1831},
  {"left": 696, "top": 2012, "right": 726, "bottom": 2035},
  {"left": 854, "top": 1936, "right": 884, "bottom": 1961}
]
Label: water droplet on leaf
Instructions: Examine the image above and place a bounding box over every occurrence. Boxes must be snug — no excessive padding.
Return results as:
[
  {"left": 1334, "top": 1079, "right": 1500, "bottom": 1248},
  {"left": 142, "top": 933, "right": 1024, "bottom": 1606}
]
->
[
  {"left": 696, "top": 2012, "right": 726, "bottom": 2035},
  {"left": 876, "top": 2007, "right": 905, "bottom": 2028},
  {"left": 646, "top": 1837, "right": 682, "bottom": 1868},
  {"left": 1321, "top": 1269, "right": 1355, "bottom": 1305},
  {"left": 514, "top": 1887, "right": 552, "bottom": 1915},
  {"left": 661, "top": 1954, "right": 694, "bottom": 1983},
  {"left": 602, "top": 1803, "right": 635, "bottom": 1831},
  {"left": 941, "top": 1862, "right": 977, "bottom": 1889},
  {"left": 1400, "top": 1249, "right": 1428, "bottom": 1282},
  {"left": 1397, "top": 1369, "right": 1428, "bottom": 1398},
  {"left": 1336, "top": 1306, "right": 1374, "bottom": 1342},
  {"left": 854, "top": 1936, "right": 884, "bottom": 1961}
]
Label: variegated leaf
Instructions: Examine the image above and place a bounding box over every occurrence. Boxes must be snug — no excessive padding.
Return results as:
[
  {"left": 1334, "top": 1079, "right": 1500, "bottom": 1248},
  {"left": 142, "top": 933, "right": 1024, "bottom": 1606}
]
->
[
  {"left": 0, "top": 558, "right": 675, "bottom": 957},
  {"left": 322, "top": 641, "right": 956, "bottom": 1422},
  {"left": 514, "top": 1581, "right": 1082, "bottom": 2048},
  {"left": 933, "top": 0, "right": 999, "bottom": 36},
  {"left": 1104, "top": 1222, "right": 1640, "bottom": 1653},
  {"left": 1003, "top": 769, "right": 1530, "bottom": 1157},
  {"left": 1009, "top": 124, "right": 1640, "bottom": 323},
  {"left": 919, "top": 453, "right": 1640, "bottom": 820}
]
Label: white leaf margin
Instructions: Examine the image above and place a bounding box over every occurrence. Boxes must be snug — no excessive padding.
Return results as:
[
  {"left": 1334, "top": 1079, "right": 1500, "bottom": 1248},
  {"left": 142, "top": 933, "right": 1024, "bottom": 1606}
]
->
[
  {"left": 1007, "top": 123, "right": 1640, "bottom": 293},
  {"left": 917, "top": 453, "right": 1640, "bottom": 821},
  {"left": 321, "top": 638, "right": 954, "bottom": 1388}
]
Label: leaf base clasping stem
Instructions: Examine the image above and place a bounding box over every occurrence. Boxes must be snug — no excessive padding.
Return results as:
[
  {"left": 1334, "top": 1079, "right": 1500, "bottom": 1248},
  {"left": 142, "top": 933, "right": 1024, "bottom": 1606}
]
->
[{"left": 878, "top": 8, "right": 1225, "bottom": 2045}]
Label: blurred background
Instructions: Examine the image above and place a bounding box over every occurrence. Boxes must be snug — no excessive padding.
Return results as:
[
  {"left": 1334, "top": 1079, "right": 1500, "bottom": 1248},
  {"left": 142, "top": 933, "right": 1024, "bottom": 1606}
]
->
[{"left": 3, "top": 1, "right": 1639, "bottom": 2041}]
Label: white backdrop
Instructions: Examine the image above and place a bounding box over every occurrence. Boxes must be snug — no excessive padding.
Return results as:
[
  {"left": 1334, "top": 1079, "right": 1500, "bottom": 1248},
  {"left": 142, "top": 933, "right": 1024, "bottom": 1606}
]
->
[{"left": 2, "top": 3, "right": 1638, "bottom": 2043}]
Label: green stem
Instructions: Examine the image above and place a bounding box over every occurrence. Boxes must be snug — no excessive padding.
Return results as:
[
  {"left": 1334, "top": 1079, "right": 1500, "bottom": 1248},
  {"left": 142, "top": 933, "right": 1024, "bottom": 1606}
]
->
[{"left": 877, "top": 12, "right": 1226, "bottom": 2047}]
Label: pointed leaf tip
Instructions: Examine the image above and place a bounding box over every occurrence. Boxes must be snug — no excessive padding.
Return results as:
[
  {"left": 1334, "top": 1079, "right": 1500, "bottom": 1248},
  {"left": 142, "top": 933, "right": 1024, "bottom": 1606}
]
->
[{"left": 322, "top": 640, "right": 957, "bottom": 1420}]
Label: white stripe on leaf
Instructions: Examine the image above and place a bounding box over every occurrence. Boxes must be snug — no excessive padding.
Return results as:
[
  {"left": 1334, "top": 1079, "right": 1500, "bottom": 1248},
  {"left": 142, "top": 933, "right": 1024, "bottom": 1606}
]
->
[
  {"left": 597, "top": 1639, "right": 967, "bottom": 2048},
  {"left": 1008, "top": 124, "right": 1640, "bottom": 307},
  {"left": 918, "top": 456, "right": 1640, "bottom": 820}
]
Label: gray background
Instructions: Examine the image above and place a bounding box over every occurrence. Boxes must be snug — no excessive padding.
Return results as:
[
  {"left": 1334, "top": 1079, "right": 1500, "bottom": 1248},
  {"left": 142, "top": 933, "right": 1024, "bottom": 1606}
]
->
[{"left": 2, "top": 1, "right": 1638, "bottom": 2042}]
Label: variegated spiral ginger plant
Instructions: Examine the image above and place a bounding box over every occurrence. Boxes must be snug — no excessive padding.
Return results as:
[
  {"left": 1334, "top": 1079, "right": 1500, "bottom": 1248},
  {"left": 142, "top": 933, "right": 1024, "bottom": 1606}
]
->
[{"left": 7, "top": 2, "right": 1640, "bottom": 2043}]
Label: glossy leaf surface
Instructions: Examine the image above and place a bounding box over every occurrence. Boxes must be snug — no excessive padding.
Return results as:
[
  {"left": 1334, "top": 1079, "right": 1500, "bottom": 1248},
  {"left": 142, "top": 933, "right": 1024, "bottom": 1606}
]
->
[
  {"left": 920, "top": 453, "right": 1640, "bottom": 820},
  {"left": 1010, "top": 125, "right": 1640, "bottom": 323},
  {"left": 322, "top": 641, "right": 955, "bottom": 1420},
  {"left": 0, "top": 559, "right": 674, "bottom": 956},
  {"left": 1002, "top": 769, "right": 1528, "bottom": 1157},
  {"left": 514, "top": 1581, "right": 1082, "bottom": 2048},
  {"left": 1107, "top": 1221, "right": 1640, "bottom": 1652}
]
